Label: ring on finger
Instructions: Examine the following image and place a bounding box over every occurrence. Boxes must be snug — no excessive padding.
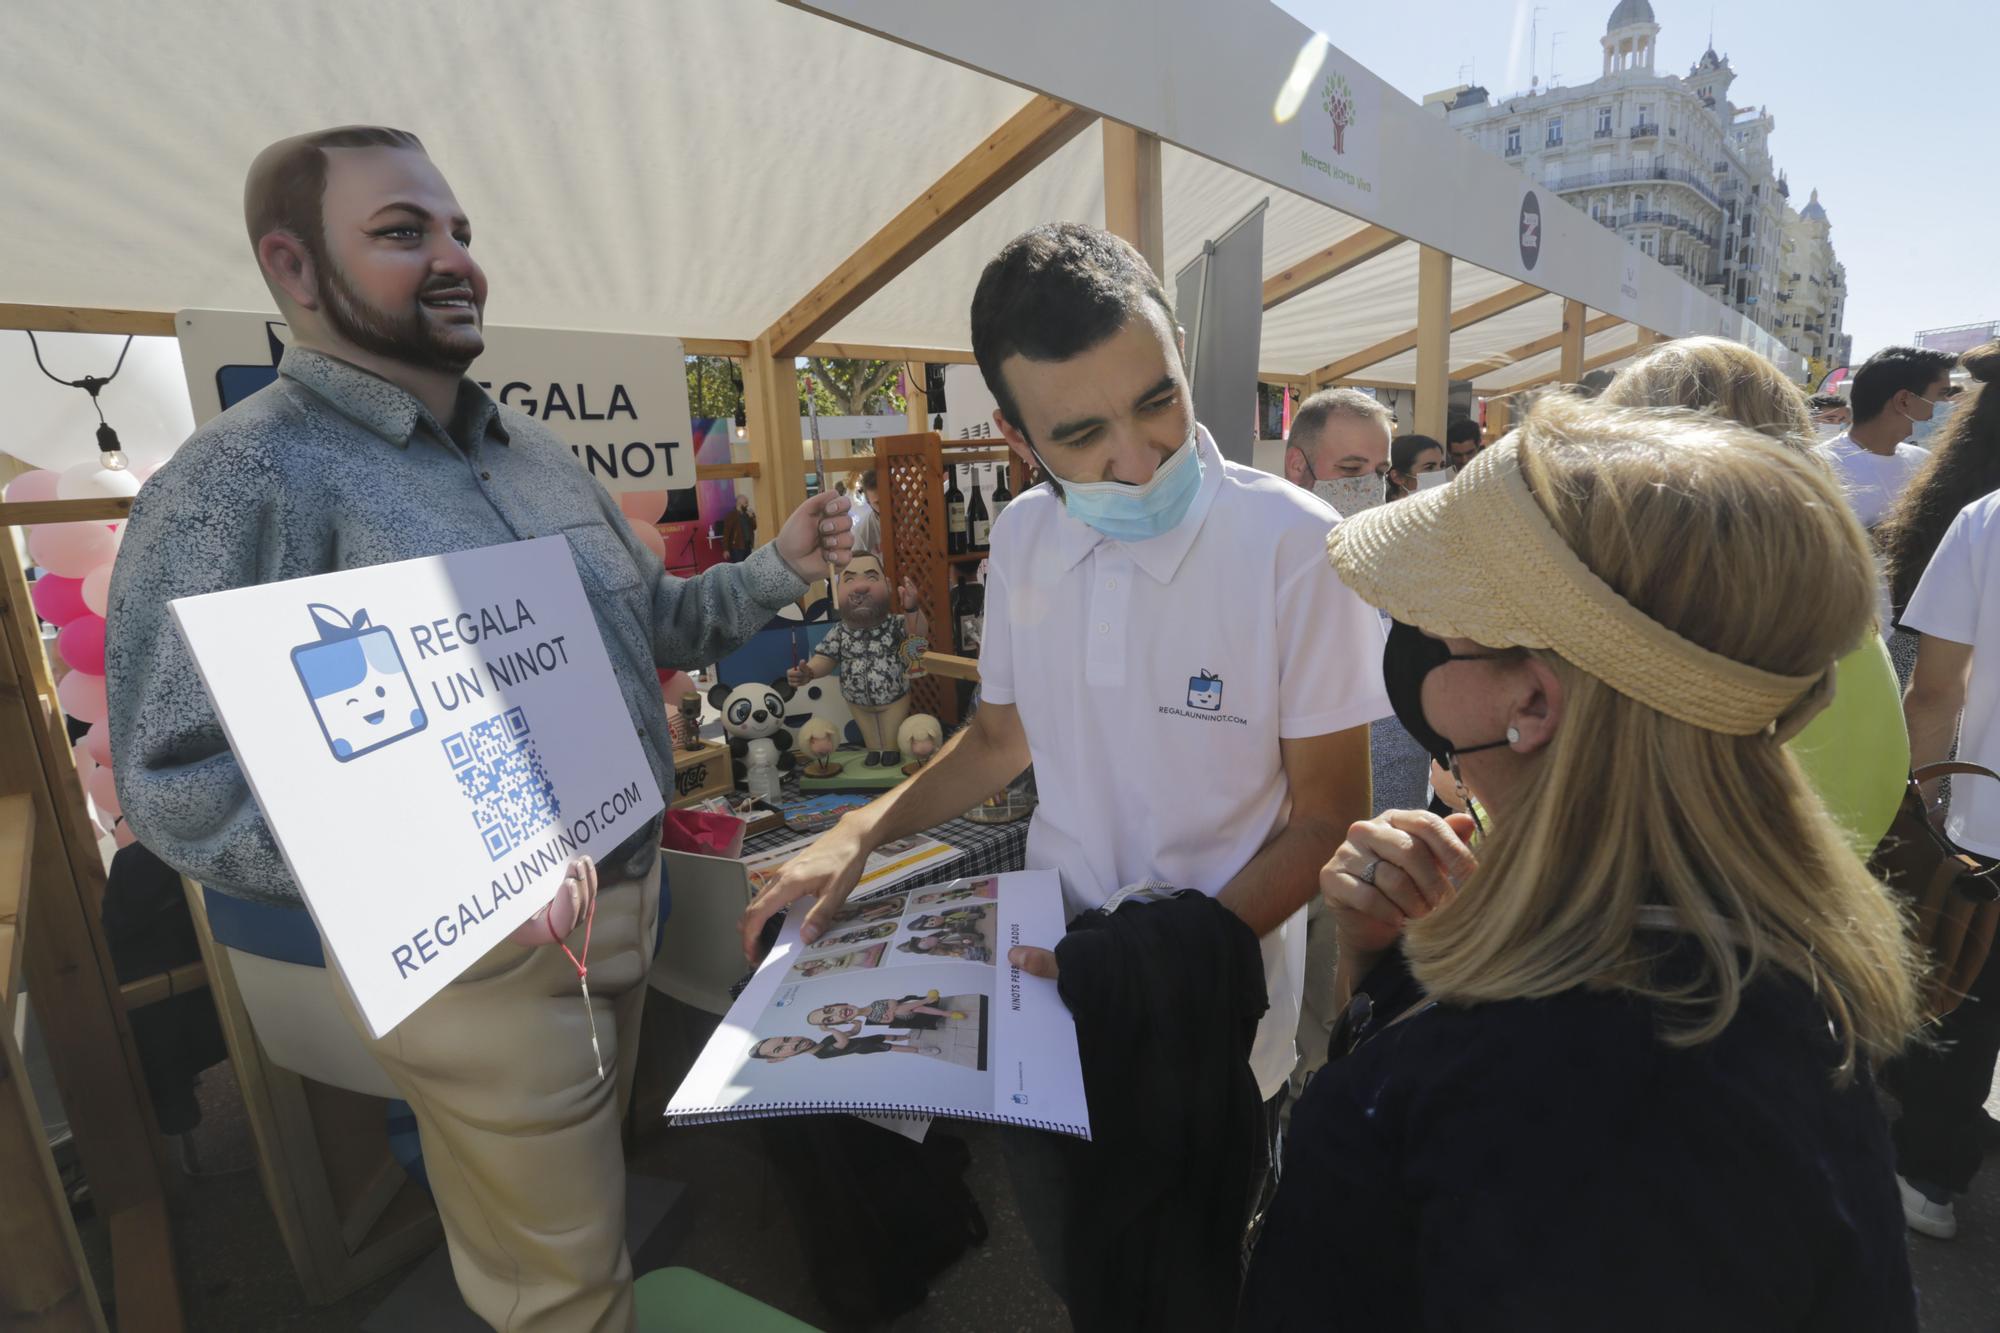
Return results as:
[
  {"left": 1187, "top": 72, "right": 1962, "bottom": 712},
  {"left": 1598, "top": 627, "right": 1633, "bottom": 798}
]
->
[{"left": 1356, "top": 857, "right": 1381, "bottom": 886}]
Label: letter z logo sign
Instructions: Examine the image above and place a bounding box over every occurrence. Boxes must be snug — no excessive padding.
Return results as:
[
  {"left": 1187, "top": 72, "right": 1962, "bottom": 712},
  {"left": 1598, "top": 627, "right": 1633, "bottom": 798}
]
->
[{"left": 1519, "top": 191, "right": 1543, "bottom": 271}]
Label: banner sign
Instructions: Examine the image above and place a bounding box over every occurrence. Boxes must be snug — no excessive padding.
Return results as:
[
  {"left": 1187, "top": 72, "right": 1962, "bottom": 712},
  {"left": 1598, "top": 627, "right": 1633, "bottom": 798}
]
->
[
  {"left": 175, "top": 310, "right": 693, "bottom": 493},
  {"left": 171, "top": 536, "right": 664, "bottom": 1037}
]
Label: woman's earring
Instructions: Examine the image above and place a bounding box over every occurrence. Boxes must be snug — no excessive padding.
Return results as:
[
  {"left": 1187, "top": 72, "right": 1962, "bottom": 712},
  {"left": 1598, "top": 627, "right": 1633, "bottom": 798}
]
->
[{"left": 1506, "top": 726, "right": 1521, "bottom": 744}]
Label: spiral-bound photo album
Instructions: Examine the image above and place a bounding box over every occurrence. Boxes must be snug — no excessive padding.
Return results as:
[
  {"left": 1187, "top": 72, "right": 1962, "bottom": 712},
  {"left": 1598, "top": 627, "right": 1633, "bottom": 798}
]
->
[{"left": 666, "top": 869, "right": 1091, "bottom": 1139}]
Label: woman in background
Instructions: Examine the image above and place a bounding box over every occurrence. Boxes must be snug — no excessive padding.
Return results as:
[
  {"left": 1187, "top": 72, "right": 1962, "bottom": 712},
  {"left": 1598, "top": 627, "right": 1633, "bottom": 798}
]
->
[{"left": 1384, "top": 434, "right": 1445, "bottom": 499}]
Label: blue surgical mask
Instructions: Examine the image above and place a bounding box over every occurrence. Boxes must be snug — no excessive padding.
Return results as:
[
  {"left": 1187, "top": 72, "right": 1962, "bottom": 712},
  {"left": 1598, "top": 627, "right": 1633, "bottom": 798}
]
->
[
  {"left": 1909, "top": 395, "right": 1954, "bottom": 444},
  {"left": 1049, "top": 429, "right": 1205, "bottom": 543}
]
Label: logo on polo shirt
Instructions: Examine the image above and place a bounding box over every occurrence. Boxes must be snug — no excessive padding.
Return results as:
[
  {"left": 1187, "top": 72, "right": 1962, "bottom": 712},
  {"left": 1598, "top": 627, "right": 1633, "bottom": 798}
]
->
[{"left": 1159, "top": 667, "right": 1249, "bottom": 727}]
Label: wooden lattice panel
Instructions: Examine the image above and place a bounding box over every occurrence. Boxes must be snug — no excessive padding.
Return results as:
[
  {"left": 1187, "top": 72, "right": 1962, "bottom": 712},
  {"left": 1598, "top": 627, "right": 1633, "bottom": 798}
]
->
[{"left": 875, "top": 433, "right": 954, "bottom": 724}]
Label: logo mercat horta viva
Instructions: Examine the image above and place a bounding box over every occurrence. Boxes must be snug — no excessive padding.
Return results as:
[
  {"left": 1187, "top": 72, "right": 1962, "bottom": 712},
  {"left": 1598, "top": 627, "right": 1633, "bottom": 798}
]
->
[{"left": 1321, "top": 70, "right": 1357, "bottom": 155}]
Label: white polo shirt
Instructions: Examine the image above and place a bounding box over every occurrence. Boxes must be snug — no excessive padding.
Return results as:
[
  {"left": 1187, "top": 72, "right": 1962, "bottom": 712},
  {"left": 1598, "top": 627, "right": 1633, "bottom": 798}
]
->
[
  {"left": 1903, "top": 492, "right": 2000, "bottom": 857},
  {"left": 979, "top": 425, "right": 1390, "bottom": 1098}
]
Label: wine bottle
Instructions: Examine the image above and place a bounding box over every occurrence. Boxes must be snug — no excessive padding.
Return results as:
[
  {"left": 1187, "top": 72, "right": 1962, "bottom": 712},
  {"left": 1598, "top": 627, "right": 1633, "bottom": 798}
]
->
[
  {"left": 945, "top": 463, "right": 968, "bottom": 554},
  {"left": 952, "top": 570, "right": 986, "bottom": 656},
  {"left": 967, "top": 466, "right": 991, "bottom": 551},
  {"left": 990, "top": 464, "right": 1012, "bottom": 530}
]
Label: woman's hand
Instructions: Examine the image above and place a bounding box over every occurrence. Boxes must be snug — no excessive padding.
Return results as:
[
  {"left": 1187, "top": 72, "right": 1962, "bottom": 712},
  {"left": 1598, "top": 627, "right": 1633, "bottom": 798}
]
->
[{"left": 1320, "top": 811, "right": 1477, "bottom": 960}]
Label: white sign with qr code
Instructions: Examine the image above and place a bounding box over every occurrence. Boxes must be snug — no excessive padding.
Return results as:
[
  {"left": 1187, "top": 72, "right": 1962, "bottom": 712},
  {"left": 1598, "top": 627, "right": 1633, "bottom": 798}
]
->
[{"left": 170, "top": 535, "right": 664, "bottom": 1038}]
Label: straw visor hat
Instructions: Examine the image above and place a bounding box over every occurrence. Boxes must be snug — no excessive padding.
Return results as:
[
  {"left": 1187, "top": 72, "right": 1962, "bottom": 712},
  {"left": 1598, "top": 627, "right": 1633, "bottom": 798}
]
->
[{"left": 1325, "top": 431, "right": 1834, "bottom": 739}]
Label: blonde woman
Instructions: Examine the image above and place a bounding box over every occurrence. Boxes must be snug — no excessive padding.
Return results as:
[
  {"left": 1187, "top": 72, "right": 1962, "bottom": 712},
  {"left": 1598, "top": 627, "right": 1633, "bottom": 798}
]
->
[
  {"left": 1242, "top": 399, "right": 1921, "bottom": 1330},
  {"left": 1601, "top": 337, "right": 1910, "bottom": 858}
]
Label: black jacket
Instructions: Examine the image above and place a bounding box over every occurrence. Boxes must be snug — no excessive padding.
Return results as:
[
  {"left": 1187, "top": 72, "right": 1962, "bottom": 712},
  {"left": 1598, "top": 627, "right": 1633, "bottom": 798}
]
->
[{"left": 1055, "top": 890, "right": 1269, "bottom": 1333}]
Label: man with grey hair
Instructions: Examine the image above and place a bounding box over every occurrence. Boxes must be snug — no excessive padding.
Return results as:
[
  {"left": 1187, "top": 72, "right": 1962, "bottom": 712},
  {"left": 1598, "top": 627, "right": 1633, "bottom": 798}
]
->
[{"left": 1282, "top": 387, "right": 1393, "bottom": 491}]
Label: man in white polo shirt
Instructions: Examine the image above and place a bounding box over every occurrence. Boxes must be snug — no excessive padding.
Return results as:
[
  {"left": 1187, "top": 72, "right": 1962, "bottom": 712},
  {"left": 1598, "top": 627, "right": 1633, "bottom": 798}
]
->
[{"left": 742, "top": 222, "right": 1385, "bottom": 1297}]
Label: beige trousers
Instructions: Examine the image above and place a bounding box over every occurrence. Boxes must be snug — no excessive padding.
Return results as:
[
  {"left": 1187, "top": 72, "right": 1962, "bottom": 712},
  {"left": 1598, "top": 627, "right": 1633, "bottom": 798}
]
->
[
  {"left": 849, "top": 694, "right": 912, "bottom": 753},
  {"left": 336, "top": 863, "right": 660, "bottom": 1332}
]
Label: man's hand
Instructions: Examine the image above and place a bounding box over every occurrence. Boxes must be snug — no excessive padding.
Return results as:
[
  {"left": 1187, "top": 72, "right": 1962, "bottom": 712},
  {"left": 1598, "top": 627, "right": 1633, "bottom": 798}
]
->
[
  {"left": 776, "top": 491, "right": 854, "bottom": 581},
  {"left": 508, "top": 855, "right": 597, "bottom": 947},
  {"left": 739, "top": 822, "right": 872, "bottom": 960},
  {"left": 899, "top": 576, "right": 922, "bottom": 614},
  {"left": 1007, "top": 946, "right": 1059, "bottom": 979},
  {"left": 786, "top": 661, "right": 815, "bottom": 687}
]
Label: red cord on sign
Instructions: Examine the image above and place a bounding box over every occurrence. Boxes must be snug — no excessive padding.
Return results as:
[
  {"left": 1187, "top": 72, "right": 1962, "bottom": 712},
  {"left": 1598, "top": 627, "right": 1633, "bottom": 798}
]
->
[{"left": 557, "top": 890, "right": 605, "bottom": 1080}]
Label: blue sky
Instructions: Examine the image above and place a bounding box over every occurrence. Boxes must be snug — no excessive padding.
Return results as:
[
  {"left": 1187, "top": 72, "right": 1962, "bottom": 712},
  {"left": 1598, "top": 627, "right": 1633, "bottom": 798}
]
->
[{"left": 1276, "top": 0, "right": 1998, "bottom": 362}]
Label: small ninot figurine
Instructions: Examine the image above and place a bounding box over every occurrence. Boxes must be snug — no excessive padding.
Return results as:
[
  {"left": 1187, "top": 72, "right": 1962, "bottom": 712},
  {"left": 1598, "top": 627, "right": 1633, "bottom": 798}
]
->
[
  {"left": 787, "top": 553, "right": 927, "bottom": 768},
  {"left": 707, "top": 679, "right": 796, "bottom": 803}
]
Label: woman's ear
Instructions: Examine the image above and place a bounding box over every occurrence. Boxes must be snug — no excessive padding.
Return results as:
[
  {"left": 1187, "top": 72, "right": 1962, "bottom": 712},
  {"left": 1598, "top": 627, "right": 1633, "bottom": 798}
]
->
[{"left": 1508, "top": 655, "right": 1565, "bottom": 753}]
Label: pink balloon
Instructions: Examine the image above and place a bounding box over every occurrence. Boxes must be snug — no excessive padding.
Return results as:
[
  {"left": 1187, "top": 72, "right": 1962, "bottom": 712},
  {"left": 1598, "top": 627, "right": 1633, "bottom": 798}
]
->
[
  {"left": 57, "top": 670, "right": 108, "bottom": 726},
  {"left": 618, "top": 490, "right": 669, "bottom": 524},
  {"left": 29, "top": 522, "right": 118, "bottom": 578},
  {"left": 3, "top": 470, "right": 60, "bottom": 503},
  {"left": 113, "top": 820, "right": 138, "bottom": 849},
  {"left": 627, "top": 515, "right": 666, "bottom": 565},
  {"left": 58, "top": 614, "right": 107, "bottom": 675},
  {"left": 81, "top": 563, "right": 114, "bottom": 617},
  {"left": 57, "top": 460, "right": 141, "bottom": 502},
  {"left": 86, "top": 764, "right": 122, "bottom": 819},
  {"left": 83, "top": 721, "right": 114, "bottom": 767},
  {"left": 30, "top": 574, "right": 91, "bottom": 626},
  {"left": 72, "top": 741, "right": 97, "bottom": 780}
]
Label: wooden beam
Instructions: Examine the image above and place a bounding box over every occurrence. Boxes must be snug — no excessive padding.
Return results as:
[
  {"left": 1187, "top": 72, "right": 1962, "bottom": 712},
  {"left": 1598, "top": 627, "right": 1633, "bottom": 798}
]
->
[
  {"left": 801, "top": 342, "right": 975, "bottom": 365},
  {"left": 761, "top": 96, "right": 1097, "bottom": 358},
  {"left": 0, "top": 498, "right": 133, "bottom": 527},
  {"left": 742, "top": 337, "right": 807, "bottom": 522},
  {"left": 117, "top": 962, "right": 209, "bottom": 1011},
  {"left": 1102, "top": 122, "right": 1165, "bottom": 278},
  {"left": 1453, "top": 314, "right": 1623, "bottom": 380},
  {"left": 1559, "top": 298, "right": 1588, "bottom": 384},
  {"left": 1488, "top": 335, "right": 1651, "bottom": 397},
  {"left": 693, "top": 462, "right": 762, "bottom": 481},
  {"left": 920, "top": 652, "right": 980, "bottom": 682},
  {"left": 1262, "top": 226, "right": 1404, "bottom": 310},
  {"left": 1308, "top": 281, "right": 1542, "bottom": 383},
  {"left": 0, "top": 304, "right": 175, "bottom": 336},
  {"left": 1414, "top": 247, "right": 1453, "bottom": 440},
  {"left": 681, "top": 338, "right": 750, "bottom": 358}
]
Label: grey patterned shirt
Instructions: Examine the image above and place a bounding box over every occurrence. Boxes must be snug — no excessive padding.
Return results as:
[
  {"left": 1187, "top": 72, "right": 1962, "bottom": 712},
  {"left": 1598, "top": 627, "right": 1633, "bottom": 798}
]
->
[{"left": 106, "top": 347, "right": 804, "bottom": 906}]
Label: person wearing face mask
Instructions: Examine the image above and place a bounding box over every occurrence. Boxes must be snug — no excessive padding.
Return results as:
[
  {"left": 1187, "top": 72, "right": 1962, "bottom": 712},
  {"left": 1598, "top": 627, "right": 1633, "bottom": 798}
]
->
[
  {"left": 1815, "top": 344, "right": 1960, "bottom": 529},
  {"left": 1281, "top": 387, "right": 1393, "bottom": 516},
  {"left": 1809, "top": 391, "right": 1852, "bottom": 441},
  {"left": 1384, "top": 434, "right": 1447, "bottom": 499},
  {"left": 743, "top": 223, "right": 1387, "bottom": 1321},
  {"left": 1240, "top": 396, "right": 1923, "bottom": 1331}
]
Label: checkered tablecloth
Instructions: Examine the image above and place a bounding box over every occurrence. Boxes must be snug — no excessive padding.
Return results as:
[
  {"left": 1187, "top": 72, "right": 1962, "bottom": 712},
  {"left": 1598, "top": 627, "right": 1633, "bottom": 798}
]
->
[{"left": 742, "top": 784, "right": 1029, "bottom": 892}]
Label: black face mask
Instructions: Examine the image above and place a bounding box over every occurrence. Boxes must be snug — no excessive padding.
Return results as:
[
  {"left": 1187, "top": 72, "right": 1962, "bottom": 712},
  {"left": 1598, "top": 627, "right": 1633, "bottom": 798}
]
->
[{"left": 1382, "top": 619, "right": 1513, "bottom": 766}]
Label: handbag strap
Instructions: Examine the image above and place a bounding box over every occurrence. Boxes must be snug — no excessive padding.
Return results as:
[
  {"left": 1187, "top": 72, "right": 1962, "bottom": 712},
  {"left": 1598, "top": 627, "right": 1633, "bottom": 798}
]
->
[{"left": 1913, "top": 761, "right": 2000, "bottom": 784}]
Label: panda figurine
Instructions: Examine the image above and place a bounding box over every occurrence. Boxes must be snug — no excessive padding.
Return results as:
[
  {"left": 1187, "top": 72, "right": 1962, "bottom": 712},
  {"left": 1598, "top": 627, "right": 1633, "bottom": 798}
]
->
[{"left": 708, "top": 679, "right": 797, "bottom": 803}]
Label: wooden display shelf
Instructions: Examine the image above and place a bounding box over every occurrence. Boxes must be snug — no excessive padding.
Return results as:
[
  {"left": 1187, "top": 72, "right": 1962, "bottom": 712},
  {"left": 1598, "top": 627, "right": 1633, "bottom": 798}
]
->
[{"left": 947, "top": 551, "right": 992, "bottom": 566}]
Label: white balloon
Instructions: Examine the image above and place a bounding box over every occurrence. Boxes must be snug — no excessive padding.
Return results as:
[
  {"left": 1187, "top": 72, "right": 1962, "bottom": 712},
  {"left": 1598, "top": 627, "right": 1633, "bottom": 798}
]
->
[
  {"left": 57, "top": 459, "right": 143, "bottom": 501},
  {"left": 81, "top": 563, "right": 114, "bottom": 616}
]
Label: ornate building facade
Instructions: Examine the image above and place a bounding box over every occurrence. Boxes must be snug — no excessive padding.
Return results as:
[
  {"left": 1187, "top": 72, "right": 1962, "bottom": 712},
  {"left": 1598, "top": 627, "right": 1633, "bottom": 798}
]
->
[{"left": 1429, "top": 0, "right": 1848, "bottom": 377}]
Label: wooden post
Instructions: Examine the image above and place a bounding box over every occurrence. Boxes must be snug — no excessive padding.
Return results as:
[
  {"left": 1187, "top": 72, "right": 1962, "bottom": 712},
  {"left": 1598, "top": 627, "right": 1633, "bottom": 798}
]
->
[
  {"left": 903, "top": 363, "right": 930, "bottom": 435},
  {"left": 1414, "top": 247, "right": 1452, "bottom": 439},
  {"left": 1484, "top": 396, "right": 1512, "bottom": 439},
  {"left": 0, "top": 538, "right": 182, "bottom": 1330},
  {"left": 742, "top": 338, "right": 807, "bottom": 527},
  {"left": 1102, "top": 122, "right": 1165, "bottom": 279},
  {"left": 1559, "top": 298, "right": 1588, "bottom": 384}
]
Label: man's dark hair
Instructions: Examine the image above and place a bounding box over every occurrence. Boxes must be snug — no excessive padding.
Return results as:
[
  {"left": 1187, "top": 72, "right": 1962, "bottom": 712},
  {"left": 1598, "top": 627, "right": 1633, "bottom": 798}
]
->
[
  {"left": 1445, "top": 417, "right": 1483, "bottom": 447},
  {"left": 244, "top": 126, "right": 427, "bottom": 254},
  {"left": 970, "top": 223, "right": 1174, "bottom": 439},
  {"left": 1849, "top": 345, "right": 1958, "bottom": 424},
  {"left": 859, "top": 468, "right": 877, "bottom": 492},
  {"left": 1807, "top": 393, "right": 1846, "bottom": 412}
]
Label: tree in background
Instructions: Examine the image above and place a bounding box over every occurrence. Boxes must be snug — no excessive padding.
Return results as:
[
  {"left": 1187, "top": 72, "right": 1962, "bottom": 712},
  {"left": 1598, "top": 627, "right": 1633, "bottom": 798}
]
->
[{"left": 683, "top": 356, "right": 908, "bottom": 427}]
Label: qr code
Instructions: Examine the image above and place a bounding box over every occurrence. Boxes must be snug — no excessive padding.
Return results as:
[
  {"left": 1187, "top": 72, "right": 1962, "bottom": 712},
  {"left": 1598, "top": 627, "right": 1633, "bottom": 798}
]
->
[{"left": 442, "top": 706, "right": 562, "bottom": 861}]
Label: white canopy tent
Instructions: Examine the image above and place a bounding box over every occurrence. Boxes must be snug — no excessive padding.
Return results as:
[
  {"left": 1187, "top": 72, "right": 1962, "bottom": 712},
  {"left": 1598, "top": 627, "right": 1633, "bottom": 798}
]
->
[{"left": 3, "top": 0, "right": 1794, "bottom": 512}]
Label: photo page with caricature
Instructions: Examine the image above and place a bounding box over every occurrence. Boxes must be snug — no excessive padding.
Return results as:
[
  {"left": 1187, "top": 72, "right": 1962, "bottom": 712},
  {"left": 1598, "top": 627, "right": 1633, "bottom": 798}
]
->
[{"left": 667, "top": 869, "right": 1090, "bottom": 1138}]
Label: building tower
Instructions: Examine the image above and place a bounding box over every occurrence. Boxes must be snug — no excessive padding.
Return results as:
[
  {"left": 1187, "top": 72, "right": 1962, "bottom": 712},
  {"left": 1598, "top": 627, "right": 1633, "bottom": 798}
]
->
[{"left": 1601, "top": 0, "right": 1660, "bottom": 77}]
